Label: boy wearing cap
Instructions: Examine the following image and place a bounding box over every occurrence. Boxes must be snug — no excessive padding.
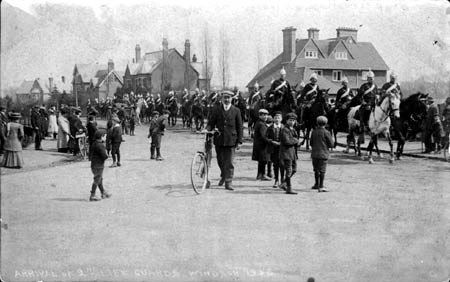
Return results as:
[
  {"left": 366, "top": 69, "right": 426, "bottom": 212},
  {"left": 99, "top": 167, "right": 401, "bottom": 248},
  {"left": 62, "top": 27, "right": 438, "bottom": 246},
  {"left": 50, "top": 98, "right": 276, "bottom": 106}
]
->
[
  {"left": 148, "top": 111, "right": 165, "bottom": 160},
  {"left": 89, "top": 130, "right": 111, "bottom": 201},
  {"left": 252, "top": 108, "right": 271, "bottom": 181},
  {"left": 266, "top": 111, "right": 284, "bottom": 188},
  {"left": 310, "top": 116, "right": 334, "bottom": 192},
  {"left": 109, "top": 117, "right": 123, "bottom": 167},
  {"left": 279, "top": 112, "right": 300, "bottom": 195}
]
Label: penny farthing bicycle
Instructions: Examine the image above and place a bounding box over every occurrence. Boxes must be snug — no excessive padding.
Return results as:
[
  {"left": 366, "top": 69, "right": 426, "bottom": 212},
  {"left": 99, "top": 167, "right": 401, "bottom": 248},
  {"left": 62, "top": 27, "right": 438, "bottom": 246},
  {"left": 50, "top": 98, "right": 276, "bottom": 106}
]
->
[{"left": 190, "top": 129, "right": 219, "bottom": 194}]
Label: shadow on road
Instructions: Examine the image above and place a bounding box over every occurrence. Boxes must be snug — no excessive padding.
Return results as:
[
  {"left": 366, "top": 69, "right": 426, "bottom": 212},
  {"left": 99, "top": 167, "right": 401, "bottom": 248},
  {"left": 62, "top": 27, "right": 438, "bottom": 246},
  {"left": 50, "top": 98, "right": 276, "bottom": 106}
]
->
[{"left": 52, "top": 198, "right": 89, "bottom": 202}]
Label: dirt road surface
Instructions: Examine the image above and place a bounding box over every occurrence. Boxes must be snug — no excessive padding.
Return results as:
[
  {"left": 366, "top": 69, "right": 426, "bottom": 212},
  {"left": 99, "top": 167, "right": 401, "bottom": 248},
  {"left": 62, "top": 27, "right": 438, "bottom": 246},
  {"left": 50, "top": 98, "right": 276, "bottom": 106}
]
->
[{"left": 1, "top": 121, "right": 450, "bottom": 282}]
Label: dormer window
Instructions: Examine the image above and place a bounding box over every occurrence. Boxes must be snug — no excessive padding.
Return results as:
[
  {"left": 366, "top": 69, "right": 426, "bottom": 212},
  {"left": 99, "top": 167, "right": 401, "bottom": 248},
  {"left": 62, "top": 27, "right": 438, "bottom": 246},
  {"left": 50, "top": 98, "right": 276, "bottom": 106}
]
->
[
  {"left": 335, "top": 52, "right": 348, "bottom": 60},
  {"left": 305, "top": 51, "right": 318, "bottom": 59}
]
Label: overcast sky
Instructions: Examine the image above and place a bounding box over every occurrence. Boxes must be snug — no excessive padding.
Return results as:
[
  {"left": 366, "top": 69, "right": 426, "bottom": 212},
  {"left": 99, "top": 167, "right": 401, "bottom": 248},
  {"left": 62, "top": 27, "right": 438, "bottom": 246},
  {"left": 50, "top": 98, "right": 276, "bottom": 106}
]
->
[{"left": 5, "top": 0, "right": 450, "bottom": 89}]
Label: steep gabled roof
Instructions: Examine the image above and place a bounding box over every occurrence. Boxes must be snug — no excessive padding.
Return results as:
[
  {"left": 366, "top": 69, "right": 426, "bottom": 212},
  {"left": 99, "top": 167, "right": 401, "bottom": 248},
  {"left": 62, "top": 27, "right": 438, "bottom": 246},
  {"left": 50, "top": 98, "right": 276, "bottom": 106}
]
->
[
  {"left": 97, "top": 71, "right": 124, "bottom": 87},
  {"left": 246, "top": 53, "right": 283, "bottom": 88},
  {"left": 191, "top": 61, "right": 209, "bottom": 79},
  {"left": 16, "top": 80, "right": 36, "bottom": 94},
  {"left": 75, "top": 63, "right": 108, "bottom": 83}
]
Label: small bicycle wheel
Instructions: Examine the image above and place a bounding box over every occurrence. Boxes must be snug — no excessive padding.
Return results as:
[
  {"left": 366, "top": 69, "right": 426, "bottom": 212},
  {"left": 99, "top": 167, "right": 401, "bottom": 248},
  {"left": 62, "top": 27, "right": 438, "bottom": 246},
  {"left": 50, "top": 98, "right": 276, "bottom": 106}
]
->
[
  {"left": 191, "top": 152, "right": 208, "bottom": 194},
  {"left": 78, "top": 138, "right": 87, "bottom": 159}
]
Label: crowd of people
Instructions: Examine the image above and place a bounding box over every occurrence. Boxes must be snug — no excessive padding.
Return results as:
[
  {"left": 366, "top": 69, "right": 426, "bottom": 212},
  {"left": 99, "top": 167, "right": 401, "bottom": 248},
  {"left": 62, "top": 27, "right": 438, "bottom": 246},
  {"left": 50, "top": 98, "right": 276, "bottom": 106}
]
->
[{"left": 1, "top": 70, "right": 450, "bottom": 199}]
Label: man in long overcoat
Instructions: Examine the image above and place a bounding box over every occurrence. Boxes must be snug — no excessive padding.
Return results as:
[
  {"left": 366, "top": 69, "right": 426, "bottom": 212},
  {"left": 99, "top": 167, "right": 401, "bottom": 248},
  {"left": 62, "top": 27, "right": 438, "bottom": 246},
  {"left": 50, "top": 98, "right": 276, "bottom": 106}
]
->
[{"left": 207, "top": 90, "right": 243, "bottom": 190}]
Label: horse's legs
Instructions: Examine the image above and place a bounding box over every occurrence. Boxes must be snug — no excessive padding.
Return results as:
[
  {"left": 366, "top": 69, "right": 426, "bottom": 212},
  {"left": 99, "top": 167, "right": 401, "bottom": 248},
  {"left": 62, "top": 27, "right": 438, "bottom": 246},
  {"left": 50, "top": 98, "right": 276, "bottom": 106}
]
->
[
  {"left": 387, "top": 133, "right": 395, "bottom": 163},
  {"left": 367, "top": 134, "right": 375, "bottom": 163}
]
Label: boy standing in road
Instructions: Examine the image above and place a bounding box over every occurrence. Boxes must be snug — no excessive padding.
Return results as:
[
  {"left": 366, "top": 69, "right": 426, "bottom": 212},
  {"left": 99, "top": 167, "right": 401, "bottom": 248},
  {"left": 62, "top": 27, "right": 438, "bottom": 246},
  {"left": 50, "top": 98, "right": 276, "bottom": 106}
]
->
[
  {"left": 110, "top": 117, "right": 123, "bottom": 167},
  {"left": 279, "top": 113, "right": 299, "bottom": 195},
  {"left": 310, "top": 116, "right": 334, "bottom": 192},
  {"left": 266, "top": 112, "right": 284, "bottom": 188},
  {"left": 148, "top": 111, "right": 165, "bottom": 160},
  {"left": 89, "top": 130, "right": 111, "bottom": 201}
]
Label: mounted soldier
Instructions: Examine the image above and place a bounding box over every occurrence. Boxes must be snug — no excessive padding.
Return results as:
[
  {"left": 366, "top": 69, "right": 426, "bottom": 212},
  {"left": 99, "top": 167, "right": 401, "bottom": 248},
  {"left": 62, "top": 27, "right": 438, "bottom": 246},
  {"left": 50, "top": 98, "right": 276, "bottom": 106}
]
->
[
  {"left": 267, "top": 67, "right": 291, "bottom": 114},
  {"left": 357, "top": 70, "right": 378, "bottom": 130},
  {"left": 381, "top": 72, "right": 402, "bottom": 102},
  {"left": 300, "top": 72, "right": 321, "bottom": 107},
  {"left": 335, "top": 77, "right": 353, "bottom": 130}
]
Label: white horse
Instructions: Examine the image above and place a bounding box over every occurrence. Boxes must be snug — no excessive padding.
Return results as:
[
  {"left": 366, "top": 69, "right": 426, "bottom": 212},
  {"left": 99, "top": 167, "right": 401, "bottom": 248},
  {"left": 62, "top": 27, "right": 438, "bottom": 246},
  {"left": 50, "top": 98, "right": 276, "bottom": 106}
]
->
[
  {"left": 135, "top": 97, "right": 148, "bottom": 126},
  {"left": 347, "top": 92, "right": 401, "bottom": 164}
]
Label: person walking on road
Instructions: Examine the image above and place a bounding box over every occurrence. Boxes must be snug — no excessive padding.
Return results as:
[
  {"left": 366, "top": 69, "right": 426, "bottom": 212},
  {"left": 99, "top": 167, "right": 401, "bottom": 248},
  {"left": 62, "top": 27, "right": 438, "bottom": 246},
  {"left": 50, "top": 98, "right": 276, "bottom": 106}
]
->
[
  {"left": 2, "top": 112, "right": 24, "bottom": 168},
  {"left": 206, "top": 90, "right": 243, "bottom": 191},
  {"left": 89, "top": 130, "right": 111, "bottom": 201},
  {"left": 31, "top": 105, "right": 44, "bottom": 150},
  {"left": 310, "top": 116, "right": 334, "bottom": 192},
  {"left": 57, "top": 108, "right": 71, "bottom": 153},
  {"left": 266, "top": 111, "right": 284, "bottom": 188}
]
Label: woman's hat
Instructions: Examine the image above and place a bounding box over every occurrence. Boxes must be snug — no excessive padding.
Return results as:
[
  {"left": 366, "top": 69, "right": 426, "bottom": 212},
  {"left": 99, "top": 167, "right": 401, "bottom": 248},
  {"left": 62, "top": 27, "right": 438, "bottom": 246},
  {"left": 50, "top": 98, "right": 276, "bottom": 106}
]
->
[{"left": 8, "top": 112, "right": 21, "bottom": 119}]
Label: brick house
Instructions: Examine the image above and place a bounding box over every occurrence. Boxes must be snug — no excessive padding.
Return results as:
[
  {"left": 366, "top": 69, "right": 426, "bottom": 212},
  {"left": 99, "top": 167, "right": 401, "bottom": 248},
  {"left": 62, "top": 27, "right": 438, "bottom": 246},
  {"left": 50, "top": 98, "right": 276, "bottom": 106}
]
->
[
  {"left": 16, "top": 78, "right": 50, "bottom": 104},
  {"left": 247, "top": 27, "right": 389, "bottom": 97},
  {"left": 72, "top": 59, "right": 123, "bottom": 104},
  {"left": 123, "top": 39, "right": 211, "bottom": 96}
]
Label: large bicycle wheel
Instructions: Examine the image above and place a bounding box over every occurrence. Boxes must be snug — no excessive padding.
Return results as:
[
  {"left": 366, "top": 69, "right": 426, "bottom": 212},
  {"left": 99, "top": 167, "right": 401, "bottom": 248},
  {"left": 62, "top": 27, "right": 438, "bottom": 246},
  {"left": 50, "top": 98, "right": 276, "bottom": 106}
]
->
[{"left": 191, "top": 152, "right": 208, "bottom": 194}]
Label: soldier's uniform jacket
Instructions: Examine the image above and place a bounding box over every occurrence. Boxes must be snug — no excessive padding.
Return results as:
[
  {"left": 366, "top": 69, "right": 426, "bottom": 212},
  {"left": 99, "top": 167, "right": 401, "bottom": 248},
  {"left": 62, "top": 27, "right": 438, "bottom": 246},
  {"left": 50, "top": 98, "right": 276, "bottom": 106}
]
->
[
  {"left": 336, "top": 86, "right": 352, "bottom": 108},
  {"left": 301, "top": 83, "right": 321, "bottom": 104},
  {"left": 358, "top": 82, "right": 378, "bottom": 106},
  {"left": 381, "top": 81, "right": 402, "bottom": 100},
  {"left": 207, "top": 105, "right": 243, "bottom": 147},
  {"left": 268, "top": 78, "right": 291, "bottom": 100},
  {"left": 279, "top": 125, "right": 299, "bottom": 161}
]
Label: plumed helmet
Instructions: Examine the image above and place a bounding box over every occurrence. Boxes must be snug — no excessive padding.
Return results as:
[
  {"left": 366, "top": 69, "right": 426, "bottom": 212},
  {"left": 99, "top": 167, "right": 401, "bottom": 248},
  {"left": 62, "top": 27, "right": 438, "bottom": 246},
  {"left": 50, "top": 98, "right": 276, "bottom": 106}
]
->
[
  {"left": 280, "top": 67, "right": 287, "bottom": 75},
  {"left": 390, "top": 72, "right": 397, "bottom": 79},
  {"left": 367, "top": 71, "right": 375, "bottom": 78},
  {"left": 342, "top": 76, "right": 349, "bottom": 83},
  {"left": 254, "top": 81, "right": 259, "bottom": 89},
  {"left": 310, "top": 72, "right": 318, "bottom": 80}
]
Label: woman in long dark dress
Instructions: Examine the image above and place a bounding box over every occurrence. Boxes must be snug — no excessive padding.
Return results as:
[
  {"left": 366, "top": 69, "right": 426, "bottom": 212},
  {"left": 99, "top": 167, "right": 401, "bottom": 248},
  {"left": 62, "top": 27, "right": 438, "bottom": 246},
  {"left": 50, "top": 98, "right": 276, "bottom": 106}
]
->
[{"left": 2, "top": 112, "right": 24, "bottom": 168}]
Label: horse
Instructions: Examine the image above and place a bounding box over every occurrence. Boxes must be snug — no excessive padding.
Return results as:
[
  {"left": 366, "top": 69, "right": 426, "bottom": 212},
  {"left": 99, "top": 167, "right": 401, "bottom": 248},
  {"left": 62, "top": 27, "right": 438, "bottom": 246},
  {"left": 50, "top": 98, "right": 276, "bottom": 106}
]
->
[
  {"left": 167, "top": 97, "right": 179, "bottom": 126},
  {"left": 247, "top": 92, "right": 266, "bottom": 138},
  {"left": 347, "top": 91, "right": 401, "bottom": 163},
  {"left": 181, "top": 98, "right": 193, "bottom": 129},
  {"left": 297, "top": 88, "right": 330, "bottom": 150},
  {"left": 135, "top": 97, "right": 148, "bottom": 125},
  {"left": 390, "top": 92, "right": 429, "bottom": 159}
]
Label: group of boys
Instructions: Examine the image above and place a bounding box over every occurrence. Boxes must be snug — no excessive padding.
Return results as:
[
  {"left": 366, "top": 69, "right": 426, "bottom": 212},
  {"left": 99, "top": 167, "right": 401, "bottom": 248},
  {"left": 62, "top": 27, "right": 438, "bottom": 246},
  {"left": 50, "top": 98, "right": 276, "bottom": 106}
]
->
[{"left": 252, "top": 109, "right": 334, "bottom": 194}]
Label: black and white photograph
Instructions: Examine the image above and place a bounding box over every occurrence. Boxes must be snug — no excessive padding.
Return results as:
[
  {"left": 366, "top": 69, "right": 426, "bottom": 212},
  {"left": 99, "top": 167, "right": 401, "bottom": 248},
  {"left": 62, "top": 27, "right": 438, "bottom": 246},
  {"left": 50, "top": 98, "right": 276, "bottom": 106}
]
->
[{"left": 1, "top": 0, "right": 450, "bottom": 281}]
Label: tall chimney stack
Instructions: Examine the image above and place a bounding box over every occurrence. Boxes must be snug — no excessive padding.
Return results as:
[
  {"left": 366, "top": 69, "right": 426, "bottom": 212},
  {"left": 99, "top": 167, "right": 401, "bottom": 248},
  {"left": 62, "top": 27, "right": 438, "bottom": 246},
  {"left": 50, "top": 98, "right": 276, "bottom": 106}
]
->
[
  {"left": 135, "top": 44, "right": 141, "bottom": 62},
  {"left": 336, "top": 27, "right": 358, "bottom": 42},
  {"left": 162, "top": 38, "right": 169, "bottom": 93},
  {"left": 282, "top": 27, "right": 297, "bottom": 63},
  {"left": 107, "top": 59, "right": 114, "bottom": 73},
  {"left": 184, "top": 39, "right": 191, "bottom": 91},
  {"left": 307, "top": 28, "right": 320, "bottom": 40}
]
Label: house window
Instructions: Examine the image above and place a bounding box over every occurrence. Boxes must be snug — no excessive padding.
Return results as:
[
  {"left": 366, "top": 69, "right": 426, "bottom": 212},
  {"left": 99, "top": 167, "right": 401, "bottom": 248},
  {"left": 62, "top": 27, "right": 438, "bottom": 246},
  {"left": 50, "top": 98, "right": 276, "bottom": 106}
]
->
[
  {"left": 335, "top": 52, "right": 347, "bottom": 60},
  {"left": 305, "top": 51, "right": 318, "bottom": 58},
  {"left": 332, "top": 70, "right": 342, "bottom": 81}
]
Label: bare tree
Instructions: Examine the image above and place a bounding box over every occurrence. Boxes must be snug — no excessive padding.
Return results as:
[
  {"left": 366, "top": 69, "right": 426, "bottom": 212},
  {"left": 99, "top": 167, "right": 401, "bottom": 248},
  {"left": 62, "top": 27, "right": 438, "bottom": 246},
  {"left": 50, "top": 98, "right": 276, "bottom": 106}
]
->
[
  {"left": 218, "top": 26, "right": 231, "bottom": 89},
  {"left": 202, "top": 24, "right": 213, "bottom": 94}
]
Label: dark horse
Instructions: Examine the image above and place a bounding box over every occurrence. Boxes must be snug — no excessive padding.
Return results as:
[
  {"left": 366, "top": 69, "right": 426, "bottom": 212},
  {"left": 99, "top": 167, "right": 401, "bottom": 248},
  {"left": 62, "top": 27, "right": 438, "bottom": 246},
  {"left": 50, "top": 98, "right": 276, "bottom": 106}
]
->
[
  {"left": 167, "top": 97, "right": 179, "bottom": 126},
  {"left": 180, "top": 98, "right": 193, "bottom": 128},
  {"left": 247, "top": 94, "right": 267, "bottom": 138},
  {"left": 266, "top": 87, "right": 297, "bottom": 120},
  {"left": 297, "top": 89, "right": 330, "bottom": 150},
  {"left": 391, "top": 92, "right": 429, "bottom": 159}
]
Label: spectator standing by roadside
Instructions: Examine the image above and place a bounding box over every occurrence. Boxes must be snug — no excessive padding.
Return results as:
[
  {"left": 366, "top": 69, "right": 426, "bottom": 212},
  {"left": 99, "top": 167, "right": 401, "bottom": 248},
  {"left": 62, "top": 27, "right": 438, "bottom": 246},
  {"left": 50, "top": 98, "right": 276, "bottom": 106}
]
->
[
  {"left": 57, "top": 108, "right": 71, "bottom": 153},
  {"left": 2, "top": 112, "right": 24, "bottom": 168},
  {"left": 279, "top": 113, "right": 299, "bottom": 195},
  {"left": 266, "top": 112, "right": 284, "bottom": 188},
  {"left": 48, "top": 107, "right": 58, "bottom": 139},
  {"left": 31, "top": 105, "right": 43, "bottom": 150},
  {"left": 252, "top": 108, "right": 271, "bottom": 181},
  {"left": 0, "top": 104, "right": 8, "bottom": 155}
]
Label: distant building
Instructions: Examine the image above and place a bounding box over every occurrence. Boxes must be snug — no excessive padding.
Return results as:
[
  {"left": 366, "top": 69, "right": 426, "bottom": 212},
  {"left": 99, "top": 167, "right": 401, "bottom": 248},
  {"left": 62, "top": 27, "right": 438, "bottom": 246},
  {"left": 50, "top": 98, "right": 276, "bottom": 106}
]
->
[
  {"left": 72, "top": 59, "right": 123, "bottom": 103},
  {"left": 247, "top": 27, "right": 389, "bottom": 96},
  {"left": 16, "top": 78, "right": 50, "bottom": 104},
  {"left": 123, "top": 39, "right": 211, "bottom": 95}
]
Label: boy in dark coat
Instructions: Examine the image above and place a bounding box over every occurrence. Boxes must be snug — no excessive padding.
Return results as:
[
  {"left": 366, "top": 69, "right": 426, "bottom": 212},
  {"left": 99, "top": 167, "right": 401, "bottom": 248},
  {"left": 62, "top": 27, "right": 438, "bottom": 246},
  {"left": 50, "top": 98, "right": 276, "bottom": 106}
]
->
[
  {"left": 148, "top": 111, "right": 165, "bottom": 160},
  {"left": 251, "top": 108, "right": 271, "bottom": 180},
  {"left": 89, "top": 130, "right": 111, "bottom": 201},
  {"left": 279, "top": 113, "right": 300, "bottom": 195},
  {"left": 310, "top": 116, "right": 334, "bottom": 192},
  {"left": 266, "top": 111, "right": 284, "bottom": 188},
  {"left": 109, "top": 117, "right": 123, "bottom": 167}
]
